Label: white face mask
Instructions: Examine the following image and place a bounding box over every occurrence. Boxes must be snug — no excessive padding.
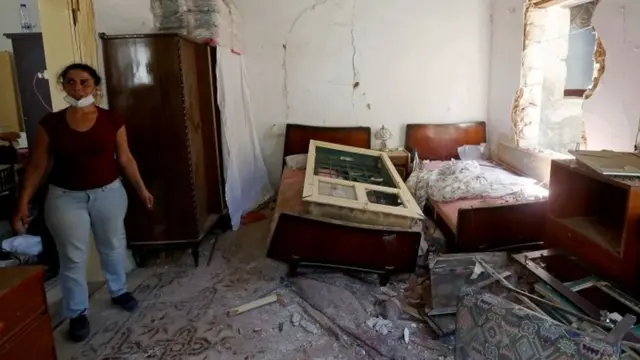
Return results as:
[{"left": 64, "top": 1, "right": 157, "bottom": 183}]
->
[{"left": 64, "top": 94, "right": 95, "bottom": 108}]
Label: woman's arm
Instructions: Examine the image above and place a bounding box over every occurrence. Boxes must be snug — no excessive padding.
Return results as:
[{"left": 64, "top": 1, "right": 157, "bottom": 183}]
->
[
  {"left": 115, "top": 126, "right": 153, "bottom": 208},
  {"left": 17, "top": 126, "right": 49, "bottom": 208}
]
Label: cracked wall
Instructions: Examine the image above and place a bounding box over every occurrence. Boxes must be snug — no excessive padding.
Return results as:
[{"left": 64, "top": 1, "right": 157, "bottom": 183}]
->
[
  {"left": 237, "top": 0, "right": 492, "bottom": 184},
  {"left": 91, "top": 0, "right": 492, "bottom": 184}
]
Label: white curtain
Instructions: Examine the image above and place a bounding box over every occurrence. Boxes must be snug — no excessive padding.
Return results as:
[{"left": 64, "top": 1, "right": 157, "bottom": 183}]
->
[{"left": 216, "top": 49, "right": 274, "bottom": 230}]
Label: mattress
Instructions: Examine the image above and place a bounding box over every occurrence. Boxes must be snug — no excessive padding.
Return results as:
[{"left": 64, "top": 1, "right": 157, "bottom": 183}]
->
[{"left": 420, "top": 160, "right": 547, "bottom": 232}]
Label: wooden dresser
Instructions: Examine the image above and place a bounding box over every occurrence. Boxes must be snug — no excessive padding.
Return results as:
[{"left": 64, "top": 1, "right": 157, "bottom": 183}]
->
[
  {"left": 100, "top": 33, "right": 227, "bottom": 266},
  {"left": 0, "top": 266, "right": 56, "bottom": 360},
  {"left": 546, "top": 159, "right": 639, "bottom": 289}
]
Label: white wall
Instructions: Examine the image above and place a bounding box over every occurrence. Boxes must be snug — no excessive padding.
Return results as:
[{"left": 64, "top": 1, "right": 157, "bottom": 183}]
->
[
  {"left": 583, "top": 0, "right": 640, "bottom": 151},
  {"left": 237, "top": 0, "right": 491, "bottom": 183},
  {"left": 487, "top": 0, "right": 524, "bottom": 148},
  {"left": 0, "top": 0, "right": 40, "bottom": 51}
]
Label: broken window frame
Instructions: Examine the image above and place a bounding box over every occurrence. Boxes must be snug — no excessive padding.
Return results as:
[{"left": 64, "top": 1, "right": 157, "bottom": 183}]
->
[
  {"left": 302, "top": 140, "right": 423, "bottom": 225},
  {"left": 563, "top": 1, "right": 598, "bottom": 99}
]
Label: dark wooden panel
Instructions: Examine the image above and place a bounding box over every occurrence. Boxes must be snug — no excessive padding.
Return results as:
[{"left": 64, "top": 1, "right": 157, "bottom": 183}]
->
[
  {"left": 405, "top": 122, "right": 486, "bottom": 160},
  {"left": 455, "top": 200, "right": 547, "bottom": 252},
  {"left": 0, "top": 266, "right": 55, "bottom": 360},
  {"left": 0, "top": 266, "right": 46, "bottom": 345},
  {"left": 101, "top": 35, "right": 198, "bottom": 244},
  {"left": 4, "top": 33, "right": 51, "bottom": 149},
  {"left": 282, "top": 124, "right": 371, "bottom": 166},
  {"left": 268, "top": 213, "right": 420, "bottom": 274},
  {"left": 179, "top": 38, "right": 209, "bottom": 231},
  {"left": 423, "top": 200, "right": 545, "bottom": 253},
  {"left": 0, "top": 313, "right": 56, "bottom": 360},
  {"left": 195, "top": 46, "right": 225, "bottom": 214}
]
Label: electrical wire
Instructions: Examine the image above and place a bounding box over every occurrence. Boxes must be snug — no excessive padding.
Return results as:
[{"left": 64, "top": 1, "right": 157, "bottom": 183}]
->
[{"left": 32, "top": 73, "right": 53, "bottom": 113}]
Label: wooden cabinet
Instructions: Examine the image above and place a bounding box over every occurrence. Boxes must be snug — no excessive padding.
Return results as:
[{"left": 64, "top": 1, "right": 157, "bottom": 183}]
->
[
  {"left": 100, "top": 33, "right": 226, "bottom": 265},
  {"left": 545, "top": 159, "right": 639, "bottom": 289},
  {"left": 3, "top": 33, "right": 52, "bottom": 148},
  {"left": 0, "top": 266, "right": 56, "bottom": 360},
  {"left": 386, "top": 149, "right": 410, "bottom": 180}
]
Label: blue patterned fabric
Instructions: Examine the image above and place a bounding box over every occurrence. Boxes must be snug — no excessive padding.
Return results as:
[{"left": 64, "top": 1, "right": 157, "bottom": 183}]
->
[{"left": 455, "top": 288, "right": 621, "bottom": 359}]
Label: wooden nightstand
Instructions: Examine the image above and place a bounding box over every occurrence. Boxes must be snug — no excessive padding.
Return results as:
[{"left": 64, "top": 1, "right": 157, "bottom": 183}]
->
[{"left": 385, "top": 149, "right": 410, "bottom": 181}]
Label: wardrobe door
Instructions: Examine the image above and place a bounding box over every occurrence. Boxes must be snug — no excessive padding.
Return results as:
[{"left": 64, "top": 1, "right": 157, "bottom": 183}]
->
[
  {"left": 101, "top": 34, "right": 198, "bottom": 245},
  {"left": 178, "top": 38, "right": 210, "bottom": 234}
]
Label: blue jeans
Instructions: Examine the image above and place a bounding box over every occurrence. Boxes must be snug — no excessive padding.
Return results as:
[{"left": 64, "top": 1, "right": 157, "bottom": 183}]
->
[{"left": 45, "top": 178, "right": 129, "bottom": 318}]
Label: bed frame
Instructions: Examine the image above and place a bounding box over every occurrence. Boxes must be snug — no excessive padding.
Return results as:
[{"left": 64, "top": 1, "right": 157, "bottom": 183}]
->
[
  {"left": 405, "top": 122, "right": 546, "bottom": 252},
  {"left": 267, "top": 124, "right": 422, "bottom": 285}
]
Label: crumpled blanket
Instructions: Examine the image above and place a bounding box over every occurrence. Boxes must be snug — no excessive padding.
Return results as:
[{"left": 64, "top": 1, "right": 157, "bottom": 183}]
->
[{"left": 407, "top": 160, "right": 543, "bottom": 205}]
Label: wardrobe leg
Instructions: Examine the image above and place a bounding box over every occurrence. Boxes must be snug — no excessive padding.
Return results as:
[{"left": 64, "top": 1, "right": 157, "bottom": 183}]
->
[{"left": 191, "top": 246, "right": 200, "bottom": 267}]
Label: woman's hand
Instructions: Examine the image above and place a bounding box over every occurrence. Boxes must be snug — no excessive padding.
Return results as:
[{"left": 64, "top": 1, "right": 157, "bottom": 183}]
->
[
  {"left": 138, "top": 188, "right": 154, "bottom": 210},
  {"left": 12, "top": 203, "right": 29, "bottom": 234}
]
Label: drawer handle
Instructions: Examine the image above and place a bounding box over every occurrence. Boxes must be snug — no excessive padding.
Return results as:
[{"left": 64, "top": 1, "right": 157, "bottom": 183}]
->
[{"left": 0, "top": 321, "right": 4, "bottom": 335}]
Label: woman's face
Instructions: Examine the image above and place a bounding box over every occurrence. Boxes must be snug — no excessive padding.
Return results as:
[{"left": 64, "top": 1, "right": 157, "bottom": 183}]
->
[{"left": 62, "top": 69, "right": 96, "bottom": 100}]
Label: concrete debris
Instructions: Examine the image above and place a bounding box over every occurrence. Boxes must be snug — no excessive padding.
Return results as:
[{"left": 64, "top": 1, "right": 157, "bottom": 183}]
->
[
  {"left": 379, "top": 286, "right": 398, "bottom": 297},
  {"left": 300, "top": 319, "right": 320, "bottom": 334},
  {"left": 373, "top": 293, "right": 390, "bottom": 301},
  {"left": 366, "top": 317, "right": 393, "bottom": 335},
  {"left": 379, "top": 298, "right": 402, "bottom": 321},
  {"left": 291, "top": 312, "right": 301, "bottom": 327},
  {"left": 253, "top": 327, "right": 262, "bottom": 332},
  {"left": 278, "top": 322, "right": 284, "bottom": 332},
  {"left": 403, "top": 328, "right": 410, "bottom": 344}
]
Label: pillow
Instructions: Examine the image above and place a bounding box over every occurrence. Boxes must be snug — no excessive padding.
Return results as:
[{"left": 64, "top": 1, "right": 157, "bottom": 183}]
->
[
  {"left": 285, "top": 153, "right": 307, "bottom": 170},
  {"left": 457, "top": 143, "right": 488, "bottom": 161}
]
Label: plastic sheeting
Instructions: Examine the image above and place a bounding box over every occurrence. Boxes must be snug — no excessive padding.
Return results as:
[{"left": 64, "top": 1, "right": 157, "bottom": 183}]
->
[{"left": 216, "top": 50, "right": 274, "bottom": 230}]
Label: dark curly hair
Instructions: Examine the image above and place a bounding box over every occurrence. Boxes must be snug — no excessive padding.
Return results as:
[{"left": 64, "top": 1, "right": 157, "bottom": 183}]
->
[{"left": 58, "top": 63, "right": 102, "bottom": 86}]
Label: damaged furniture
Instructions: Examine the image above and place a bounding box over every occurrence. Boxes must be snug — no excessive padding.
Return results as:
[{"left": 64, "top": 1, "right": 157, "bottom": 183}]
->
[
  {"left": 513, "top": 249, "right": 640, "bottom": 330},
  {"left": 100, "top": 33, "right": 227, "bottom": 267},
  {"left": 545, "top": 159, "right": 639, "bottom": 289},
  {"left": 267, "top": 124, "right": 422, "bottom": 285},
  {"left": 405, "top": 121, "right": 548, "bottom": 252},
  {"left": 0, "top": 266, "right": 56, "bottom": 360}
]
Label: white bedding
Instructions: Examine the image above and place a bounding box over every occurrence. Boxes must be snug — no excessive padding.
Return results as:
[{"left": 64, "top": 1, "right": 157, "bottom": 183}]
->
[{"left": 407, "top": 160, "right": 547, "bottom": 206}]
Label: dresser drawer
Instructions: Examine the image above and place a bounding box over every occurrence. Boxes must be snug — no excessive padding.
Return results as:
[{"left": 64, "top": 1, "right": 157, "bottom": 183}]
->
[
  {"left": 0, "top": 314, "right": 56, "bottom": 360},
  {"left": 0, "top": 267, "right": 46, "bottom": 345}
]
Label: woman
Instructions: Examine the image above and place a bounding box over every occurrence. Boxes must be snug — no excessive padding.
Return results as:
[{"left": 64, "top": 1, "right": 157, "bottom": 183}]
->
[{"left": 12, "top": 63, "right": 153, "bottom": 343}]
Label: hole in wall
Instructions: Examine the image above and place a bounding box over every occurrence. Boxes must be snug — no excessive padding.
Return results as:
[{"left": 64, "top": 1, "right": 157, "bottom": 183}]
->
[{"left": 513, "top": 0, "right": 604, "bottom": 154}]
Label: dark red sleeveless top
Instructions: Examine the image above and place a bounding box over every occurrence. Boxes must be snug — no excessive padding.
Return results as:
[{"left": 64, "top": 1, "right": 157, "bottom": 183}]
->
[{"left": 40, "top": 107, "right": 124, "bottom": 191}]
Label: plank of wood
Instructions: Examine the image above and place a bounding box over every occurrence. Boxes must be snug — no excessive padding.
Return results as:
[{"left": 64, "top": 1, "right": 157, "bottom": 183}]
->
[{"left": 227, "top": 294, "right": 278, "bottom": 316}]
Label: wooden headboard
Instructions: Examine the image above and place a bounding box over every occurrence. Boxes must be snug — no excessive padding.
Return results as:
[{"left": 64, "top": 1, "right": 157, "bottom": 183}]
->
[
  {"left": 282, "top": 124, "right": 371, "bottom": 166},
  {"left": 405, "top": 122, "right": 486, "bottom": 160}
]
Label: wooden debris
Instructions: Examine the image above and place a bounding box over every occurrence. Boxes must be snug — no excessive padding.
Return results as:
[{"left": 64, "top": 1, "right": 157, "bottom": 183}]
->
[
  {"left": 403, "top": 305, "right": 425, "bottom": 322},
  {"left": 227, "top": 294, "right": 279, "bottom": 317}
]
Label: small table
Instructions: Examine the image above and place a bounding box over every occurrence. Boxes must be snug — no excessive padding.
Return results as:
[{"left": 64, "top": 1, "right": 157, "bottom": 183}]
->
[{"left": 384, "top": 148, "right": 411, "bottom": 180}]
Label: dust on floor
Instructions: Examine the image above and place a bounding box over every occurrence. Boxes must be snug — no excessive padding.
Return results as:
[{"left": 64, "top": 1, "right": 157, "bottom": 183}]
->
[{"left": 54, "top": 219, "right": 451, "bottom": 360}]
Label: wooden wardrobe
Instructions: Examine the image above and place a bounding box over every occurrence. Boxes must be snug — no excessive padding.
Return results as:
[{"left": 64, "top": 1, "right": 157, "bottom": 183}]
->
[{"left": 100, "top": 33, "right": 226, "bottom": 266}]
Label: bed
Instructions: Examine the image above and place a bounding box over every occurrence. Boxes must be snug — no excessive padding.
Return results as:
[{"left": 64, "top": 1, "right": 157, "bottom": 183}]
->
[
  {"left": 404, "top": 122, "right": 548, "bottom": 252},
  {"left": 267, "top": 124, "right": 422, "bottom": 285}
]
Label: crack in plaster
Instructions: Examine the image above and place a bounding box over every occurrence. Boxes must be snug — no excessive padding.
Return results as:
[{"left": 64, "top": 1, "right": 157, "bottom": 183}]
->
[
  {"left": 282, "top": 0, "right": 332, "bottom": 123},
  {"left": 350, "top": 0, "right": 358, "bottom": 110}
]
